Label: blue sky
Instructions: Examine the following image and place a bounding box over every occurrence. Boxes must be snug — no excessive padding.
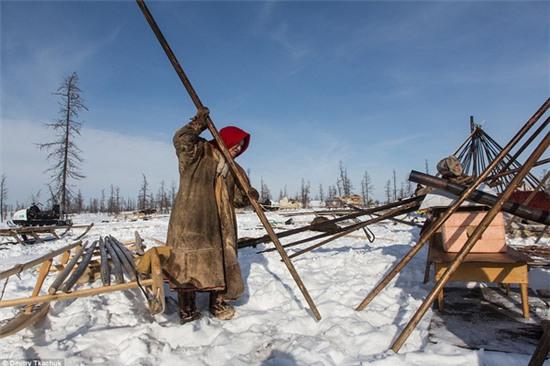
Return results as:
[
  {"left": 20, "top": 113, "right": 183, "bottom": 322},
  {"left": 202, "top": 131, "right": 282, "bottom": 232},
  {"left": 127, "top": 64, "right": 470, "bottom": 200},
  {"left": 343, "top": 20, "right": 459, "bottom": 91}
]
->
[{"left": 1, "top": 1, "right": 549, "bottom": 205}]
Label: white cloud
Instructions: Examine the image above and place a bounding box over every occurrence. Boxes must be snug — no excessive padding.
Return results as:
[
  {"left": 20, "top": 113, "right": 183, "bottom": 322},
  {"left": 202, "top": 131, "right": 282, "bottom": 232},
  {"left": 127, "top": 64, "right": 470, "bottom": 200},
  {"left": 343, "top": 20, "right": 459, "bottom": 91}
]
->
[{"left": 0, "top": 118, "right": 178, "bottom": 205}]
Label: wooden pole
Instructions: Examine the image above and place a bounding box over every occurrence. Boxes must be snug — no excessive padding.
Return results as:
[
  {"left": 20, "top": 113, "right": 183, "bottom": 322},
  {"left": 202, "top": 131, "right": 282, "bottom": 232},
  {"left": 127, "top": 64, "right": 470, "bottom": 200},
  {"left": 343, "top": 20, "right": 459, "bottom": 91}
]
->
[
  {"left": 48, "top": 243, "right": 88, "bottom": 294},
  {"left": 391, "top": 131, "right": 549, "bottom": 352},
  {"left": 0, "top": 279, "right": 153, "bottom": 308},
  {"left": 490, "top": 117, "right": 549, "bottom": 184},
  {"left": 135, "top": 0, "right": 325, "bottom": 319},
  {"left": 105, "top": 237, "right": 124, "bottom": 284},
  {"left": 24, "top": 259, "right": 53, "bottom": 314},
  {"left": 485, "top": 157, "right": 550, "bottom": 181},
  {"left": 0, "top": 241, "right": 81, "bottom": 281},
  {"left": 529, "top": 320, "right": 550, "bottom": 366},
  {"left": 470, "top": 116, "right": 478, "bottom": 177},
  {"left": 149, "top": 247, "right": 165, "bottom": 314},
  {"left": 355, "top": 98, "right": 549, "bottom": 312},
  {"left": 107, "top": 236, "right": 136, "bottom": 281},
  {"left": 99, "top": 237, "right": 110, "bottom": 286},
  {"left": 60, "top": 241, "right": 99, "bottom": 293}
]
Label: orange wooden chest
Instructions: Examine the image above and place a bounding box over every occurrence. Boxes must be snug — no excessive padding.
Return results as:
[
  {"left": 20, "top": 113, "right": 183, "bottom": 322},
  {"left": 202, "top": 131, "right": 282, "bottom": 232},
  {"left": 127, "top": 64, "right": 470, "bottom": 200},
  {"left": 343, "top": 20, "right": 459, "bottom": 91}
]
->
[{"left": 440, "top": 210, "right": 506, "bottom": 253}]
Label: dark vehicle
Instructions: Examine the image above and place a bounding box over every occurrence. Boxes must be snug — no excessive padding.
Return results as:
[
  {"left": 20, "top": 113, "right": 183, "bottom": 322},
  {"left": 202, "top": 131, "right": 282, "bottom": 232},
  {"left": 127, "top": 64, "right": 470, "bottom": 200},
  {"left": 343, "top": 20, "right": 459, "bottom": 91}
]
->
[{"left": 11, "top": 203, "right": 72, "bottom": 226}]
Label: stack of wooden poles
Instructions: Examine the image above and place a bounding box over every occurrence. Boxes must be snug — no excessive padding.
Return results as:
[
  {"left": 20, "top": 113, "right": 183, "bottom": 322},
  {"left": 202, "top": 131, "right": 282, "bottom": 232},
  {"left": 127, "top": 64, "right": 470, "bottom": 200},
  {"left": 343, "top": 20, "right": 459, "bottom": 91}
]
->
[{"left": 0, "top": 233, "right": 166, "bottom": 338}]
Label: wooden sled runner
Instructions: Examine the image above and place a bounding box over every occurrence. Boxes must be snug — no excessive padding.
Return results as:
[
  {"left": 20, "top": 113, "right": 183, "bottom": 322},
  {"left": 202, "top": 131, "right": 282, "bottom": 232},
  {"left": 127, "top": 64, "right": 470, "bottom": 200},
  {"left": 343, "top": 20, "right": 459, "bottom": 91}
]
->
[
  {"left": 0, "top": 233, "right": 170, "bottom": 338},
  {"left": 0, "top": 303, "right": 50, "bottom": 338},
  {"left": 0, "top": 223, "right": 94, "bottom": 245}
]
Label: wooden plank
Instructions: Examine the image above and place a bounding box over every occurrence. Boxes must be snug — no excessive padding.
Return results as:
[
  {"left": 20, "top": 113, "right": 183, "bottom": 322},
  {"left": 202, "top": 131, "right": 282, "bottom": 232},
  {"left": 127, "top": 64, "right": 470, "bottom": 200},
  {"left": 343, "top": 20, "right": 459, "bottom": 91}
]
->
[
  {"left": 59, "top": 241, "right": 99, "bottom": 292},
  {"left": 29, "top": 232, "right": 44, "bottom": 244},
  {"left": 48, "top": 243, "right": 88, "bottom": 294},
  {"left": 0, "top": 241, "right": 82, "bottom": 280},
  {"left": 529, "top": 320, "right": 550, "bottom": 366},
  {"left": 105, "top": 238, "right": 124, "bottom": 284},
  {"left": 520, "top": 284, "right": 530, "bottom": 319},
  {"left": 74, "top": 223, "right": 94, "bottom": 240},
  {"left": 99, "top": 237, "right": 110, "bottom": 286},
  {"left": 0, "top": 279, "right": 153, "bottom": 308},
  {"left": 10, "top": 231, "right": 25, "bottom": 244},
  {"left": 429, "top": 243, "right": 530, "bottom": 264},
  {"left": 149, "top": 247, "right": 165, "bottom": 315},
  {"left": 133, "top": 231, "right": 145, "bottom": 255},
  {"left": 24, "top": 259, "right": 53, "bottom": 314},
  {"left": 50, "top": 230, "right": 60, "bottom": 239},
  {"left": 434, "top": 262, "right": 528, "bottom": 284},
  {"left": 0, "top": 302, "right": 50, "bottom": 338},
  {"left": 135, "top": 246, "right": 171, "bottom": 274}
]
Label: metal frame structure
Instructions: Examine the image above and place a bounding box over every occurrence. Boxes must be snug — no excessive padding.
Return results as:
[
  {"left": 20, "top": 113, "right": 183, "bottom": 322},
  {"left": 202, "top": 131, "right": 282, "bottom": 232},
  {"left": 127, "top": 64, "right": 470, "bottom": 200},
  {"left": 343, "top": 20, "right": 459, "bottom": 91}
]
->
[{"left": 457, "top": 116, "right": 544, "bottom": 191}]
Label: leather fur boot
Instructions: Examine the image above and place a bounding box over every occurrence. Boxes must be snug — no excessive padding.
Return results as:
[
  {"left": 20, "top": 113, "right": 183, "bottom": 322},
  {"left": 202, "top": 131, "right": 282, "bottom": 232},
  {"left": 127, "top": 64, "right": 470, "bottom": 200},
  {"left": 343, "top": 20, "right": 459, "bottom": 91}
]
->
[
  {"left": 178, "top": 290, "right": 201, "bottom": 324},
  {"left": 209, "top": 292, "right": 235, "bottom": 320}
]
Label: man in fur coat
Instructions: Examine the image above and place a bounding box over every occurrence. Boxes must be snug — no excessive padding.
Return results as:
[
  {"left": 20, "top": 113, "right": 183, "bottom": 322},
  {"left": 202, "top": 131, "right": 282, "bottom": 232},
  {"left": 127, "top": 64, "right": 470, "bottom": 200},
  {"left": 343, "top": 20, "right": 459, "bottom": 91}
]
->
[{"left": 165, "top": 108, "right": 257, "bottom": 323}]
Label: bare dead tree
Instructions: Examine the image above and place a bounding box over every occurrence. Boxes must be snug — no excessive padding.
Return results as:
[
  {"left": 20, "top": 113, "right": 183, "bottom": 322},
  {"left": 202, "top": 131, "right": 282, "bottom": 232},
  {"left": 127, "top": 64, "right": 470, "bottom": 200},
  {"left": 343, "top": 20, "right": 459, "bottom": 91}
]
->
[
  {"left": 46, "top": 184, "right": 58, "bottom": 208},
  {"left": 260, "top": 178, "right": 272, "bottom": 203},
  {"left": 361, "top": 170, "right": 374, "bottom": 206},
  {"left": 319, "top": 183, "right": 325, "bottom": 202},
  {"left": 138, "top": 173, "right": 149, "bottom": 210},
  {"left": 108, "top": 185, "right": 121, "bottom": 214},
  {"left": 157, "top": 180, "right": 169, "bottom": 213},
  {"left": 108, "top": 185, "right": 115, "bottom": 213},
  {"left": 384, "top": 179, "right": 392, "bottom": 204},
  {"left": 127, "top": 197, "right": 136, "bottom": 211},
  {"left": 30, "top": 189, "right": 42, "bottom": 206},
  {"left": 405, "top": 179, "right": 413, "bottom": 197},
  {"left": 425, "top": 159, "right": 430, "bottom": 174},
  {"left": 38, "top": 72, "right": 87, "bottom": 218},
  {"left": 73, "top": 190, "right": 84, "bottom": 213},
  {"left": 337, "top": 161, "right": 353, "bottom": 196},
  {"left": 115, "top": 186, "right": 121, "bottom": 213},
  {"left": 392, "top": 170, "right": 397, "bottom": 201},
  {"left": 328, "top": 185, "right": 337, "bottom": 199},
  {"left": 89, "top": 197, "right": 99, "bottom": 213},
  {"left": 0, "top": 175, "right": 7, "bottom": 222},
  {"left": 300, "top": 178, "right": 311, "bottom": 208},
  {"left": 99, "top": 189, "right": 106, "bottom": 212}
]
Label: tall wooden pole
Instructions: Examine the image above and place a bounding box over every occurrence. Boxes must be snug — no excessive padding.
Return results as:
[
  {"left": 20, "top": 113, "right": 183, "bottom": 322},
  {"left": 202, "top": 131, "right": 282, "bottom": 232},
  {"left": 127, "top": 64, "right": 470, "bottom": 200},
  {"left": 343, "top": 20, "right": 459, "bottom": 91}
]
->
[
  {"left": 391, "top": 131, "right": 549, "bottom": 352},
  {"left": 355, "top": 98, "right": 549, "bottom": 312},
  {"left": 489, "top": 117, "right": 550, "bottom": 185},
  {"left": 135, "top": 0, "right": 321, "bottom": 320},
  {"left": 470, "top": 116, "right": 478, "bottom": 177}
]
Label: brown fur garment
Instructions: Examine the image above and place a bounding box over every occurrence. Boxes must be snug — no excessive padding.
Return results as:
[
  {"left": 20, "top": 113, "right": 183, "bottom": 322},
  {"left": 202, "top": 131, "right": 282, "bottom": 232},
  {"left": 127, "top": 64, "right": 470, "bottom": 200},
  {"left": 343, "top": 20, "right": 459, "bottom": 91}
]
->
[{"left": 165, "top": 116, "right": 254, "bottom": 300}]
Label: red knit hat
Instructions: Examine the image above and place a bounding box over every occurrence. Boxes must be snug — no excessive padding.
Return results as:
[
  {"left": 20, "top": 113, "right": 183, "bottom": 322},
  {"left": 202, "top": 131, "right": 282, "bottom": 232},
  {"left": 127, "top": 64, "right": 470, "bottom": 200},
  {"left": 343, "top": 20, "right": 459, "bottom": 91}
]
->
[{"left": 216, "top": 126, "right": 250, "bottom": 157}]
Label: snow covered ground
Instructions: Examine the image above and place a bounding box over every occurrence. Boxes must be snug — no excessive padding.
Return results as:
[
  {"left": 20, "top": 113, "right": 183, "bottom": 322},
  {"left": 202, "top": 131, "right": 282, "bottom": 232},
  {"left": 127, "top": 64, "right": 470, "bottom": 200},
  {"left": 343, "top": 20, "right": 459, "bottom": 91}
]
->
[{"left": 0, "top": 211, "right": 548, "bottom": 365}]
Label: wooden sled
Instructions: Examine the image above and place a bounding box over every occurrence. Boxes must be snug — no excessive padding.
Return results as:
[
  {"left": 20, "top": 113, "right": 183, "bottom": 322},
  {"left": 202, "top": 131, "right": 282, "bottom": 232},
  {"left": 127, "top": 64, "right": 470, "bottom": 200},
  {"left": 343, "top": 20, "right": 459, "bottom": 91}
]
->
[
  {"left": 0, "top": 223, "right": 94, "bottom": 245},
  {"left": 0, "top": 234, "right": 169, "bottom": 338}
]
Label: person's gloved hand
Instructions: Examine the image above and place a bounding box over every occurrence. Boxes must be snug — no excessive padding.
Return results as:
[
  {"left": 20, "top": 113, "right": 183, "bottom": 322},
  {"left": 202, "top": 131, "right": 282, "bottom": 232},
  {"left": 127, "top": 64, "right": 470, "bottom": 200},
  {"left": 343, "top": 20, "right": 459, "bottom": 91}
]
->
[{"left": 193, "top": 107, "right": 209, "bottom": 122}]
